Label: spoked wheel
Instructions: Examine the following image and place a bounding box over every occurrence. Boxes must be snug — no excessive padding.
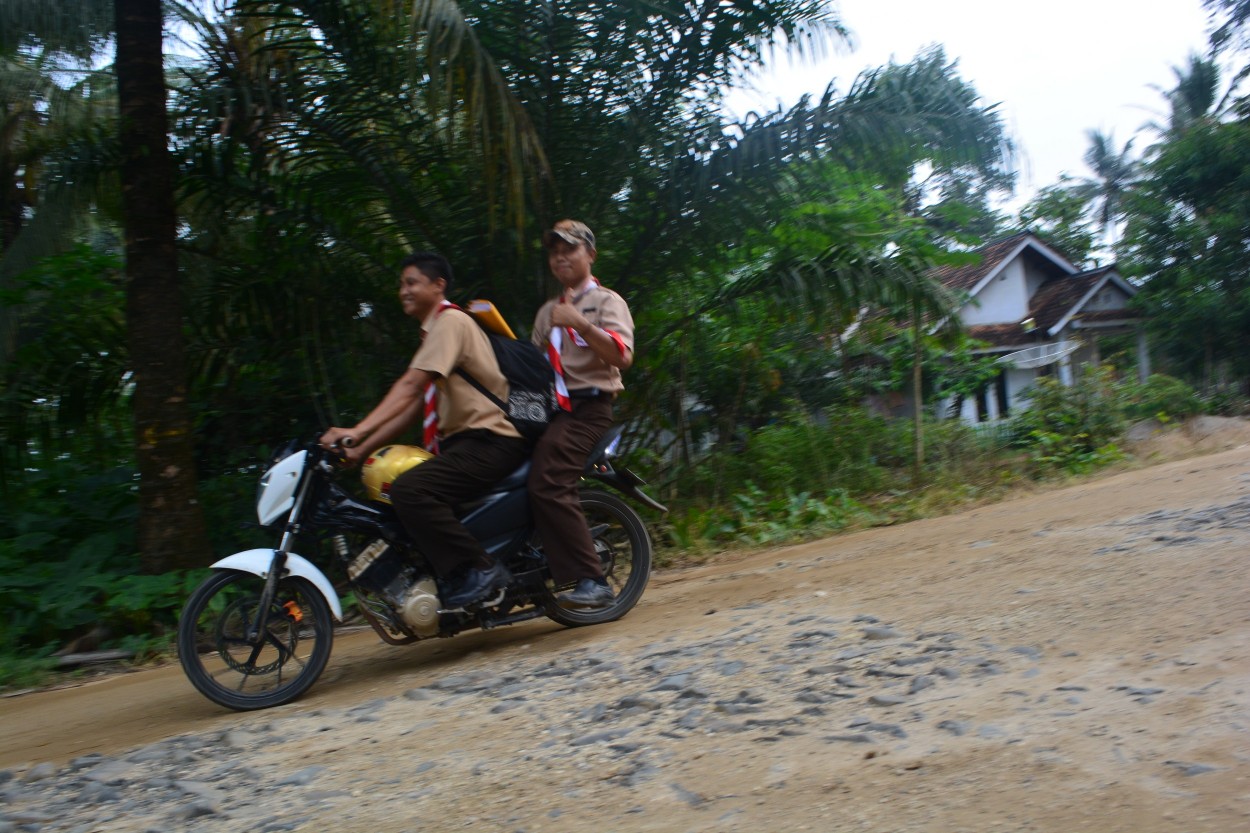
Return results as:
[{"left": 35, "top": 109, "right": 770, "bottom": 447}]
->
[
  {"left": 543, "top": 490, "right": 653, "bottom": 627},
  {"left": 177, "top": 570, "right": 333, "bottom": 711}
]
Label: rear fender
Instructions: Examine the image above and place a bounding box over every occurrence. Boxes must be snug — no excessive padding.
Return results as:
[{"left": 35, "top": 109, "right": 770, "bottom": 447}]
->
[
  {"left": 211, "top": 549, "right": 344, "bottom": 621},
  {"left": 586, "top": 467, "right": 668, "bottom": 513}
]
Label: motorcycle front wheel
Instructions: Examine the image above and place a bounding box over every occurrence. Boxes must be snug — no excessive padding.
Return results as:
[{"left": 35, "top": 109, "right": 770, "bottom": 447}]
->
[
  {"left": 177, "top": 569, "right": 333, "bottom": 711},
  {"left": 543, "top": 489, "right": 653, "bottom": 627}
]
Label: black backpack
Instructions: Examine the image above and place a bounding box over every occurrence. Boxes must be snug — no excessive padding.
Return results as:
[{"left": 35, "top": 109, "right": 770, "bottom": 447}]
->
[{"left": 456, "top": 329, "right": 555, "bottom": 441}]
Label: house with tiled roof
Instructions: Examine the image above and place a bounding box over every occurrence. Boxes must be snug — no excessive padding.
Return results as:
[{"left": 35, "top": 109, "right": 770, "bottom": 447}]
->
[{"left": 932, "top": 231, "right": 1148, "bottom": 423}]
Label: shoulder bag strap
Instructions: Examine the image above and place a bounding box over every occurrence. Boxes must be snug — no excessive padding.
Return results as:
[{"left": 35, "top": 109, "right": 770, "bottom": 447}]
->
[{"left": 454, "top": 367, "right": 508, "bottom": 414}]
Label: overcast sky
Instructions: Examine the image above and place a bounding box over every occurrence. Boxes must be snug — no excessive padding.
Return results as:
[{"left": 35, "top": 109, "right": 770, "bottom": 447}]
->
[{"left": 723, "top": 0, "right": 1214, "bottom": 211}]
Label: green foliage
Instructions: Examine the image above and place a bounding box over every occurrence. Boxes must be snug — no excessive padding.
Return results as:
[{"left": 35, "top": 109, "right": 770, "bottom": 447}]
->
[
  {"left": 857, "top": 327, "right": 1003, "bottom": 409},
  {"left": 1017, "top": 430, "right": 1125, "bottom": 475},
  {"left": 1206, "top": 0, "right": 1250, "bottom": 54},
  {"left": 0, "top": 462, "right": 136, "bottom": 648},
  {"left": 0, "top": 651, "right": 58, "bottom": 692},
  {"left": 1014, "top": 176, "right": 1098, "bottom": 265},
  {"left": 678, "top": 407, "right": 897, "bottom": 502},
  {"left": 1201, "top": 385, "right": 1250, "bottom": 416},
  {"left": 1, "top": 244, "right": 129, "bottom": 478},
  {"left": 655, "top": 399, "right": 1052, "bottom": 560},
  {"left": 1009, "top": 367, "right": 1128, "bottom": 474},
  {"left": 728, "top": 484, "right": 870, "bottom": 546},
  {"left": 0, "top": 453, "right": 210, "bottom": 687},
  {"left": 1121, "top": 374, "right": 1205, "bottom": 422},
  {"left": 659, "top": 485, "right": 870, "bottom": 553},
  {"left": 1123, "top": 118, "right": 1250, "bottom": 392},
  {"left": 1080, "top": 129, "right": 1138, "bottom": 245},
  {"left": 100, "top": 570, "right": 209, "bottom": 648}
]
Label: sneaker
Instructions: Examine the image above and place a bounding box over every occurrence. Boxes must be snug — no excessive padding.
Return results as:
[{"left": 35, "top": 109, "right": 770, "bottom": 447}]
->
[{"left": 557, "top": 578, "right": 614, "bottom": 609}]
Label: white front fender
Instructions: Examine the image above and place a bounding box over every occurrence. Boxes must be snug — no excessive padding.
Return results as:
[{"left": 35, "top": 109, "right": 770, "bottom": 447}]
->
[{"left": 211, "top": 549, "right": 344, "bottom": 621}]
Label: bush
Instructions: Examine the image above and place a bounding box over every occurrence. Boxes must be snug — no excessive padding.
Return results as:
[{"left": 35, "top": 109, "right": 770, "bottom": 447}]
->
[
  {"left": 656, "top": 401, "right": 1038, "bottom": 558},
  {"left": 1009, "top": 366, "right": 1127, "bottom": 474},
  {"left": 1122, "top": 374, "right": 1204, "bottom": 422},
  {"left": 1201, "top": 385, "right": 1250, "bottom": 417},
  {"left": 0, "top": 458, "right": 211, "bottom": 688},
  {"left": 0, "top": 465, "right": 139, "bottom": 652},
  {"left": 676, "top": 406, "right": 901, "bottom": 504}
]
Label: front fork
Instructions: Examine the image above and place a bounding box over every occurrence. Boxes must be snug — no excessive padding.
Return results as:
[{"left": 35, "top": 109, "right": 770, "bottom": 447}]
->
[
  {"left": 245, "top": 549, "right": 292, "bottom": 648},
  {"left": 246, "top": 468, "right": 316, "bottom": 646}
]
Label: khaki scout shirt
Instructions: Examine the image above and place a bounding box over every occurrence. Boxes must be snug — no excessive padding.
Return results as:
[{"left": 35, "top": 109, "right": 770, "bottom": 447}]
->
[
  {"left": 531, "top": 280, "right": 634, "bottom": 393},
  {"left": 410, "top": 307, "right": 521, "bottom": 440}
]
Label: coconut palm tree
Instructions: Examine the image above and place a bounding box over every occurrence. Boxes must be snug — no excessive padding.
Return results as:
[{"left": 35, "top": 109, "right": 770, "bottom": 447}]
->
[
  {"left": 1080, "top": 129, "right": 1137, "bottom": 251},
  {"left": 1205, "top": 0, "right": 1250, "bottom": 55},
  {"left": 1149, "top": 53, "right": 1240, "bottom": 137}
]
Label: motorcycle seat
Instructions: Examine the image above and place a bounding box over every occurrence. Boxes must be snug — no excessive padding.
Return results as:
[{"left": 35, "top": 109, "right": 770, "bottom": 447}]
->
[
  {"left": 476, "top": 424, "right": 622, "bottom": 499},
  {"left": 490, "top": 460, "right": 532, "bottom": 492}
]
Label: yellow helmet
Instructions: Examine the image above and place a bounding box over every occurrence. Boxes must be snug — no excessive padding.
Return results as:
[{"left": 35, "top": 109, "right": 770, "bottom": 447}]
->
[{"left": 360, "top": 445, "right": 433, "bottom": 503}]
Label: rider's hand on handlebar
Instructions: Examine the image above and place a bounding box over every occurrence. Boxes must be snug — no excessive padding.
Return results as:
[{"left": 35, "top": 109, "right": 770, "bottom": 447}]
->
[
  {"left": 337, "top": 444, "right": 367, "bottom": 468},
  {"left": 319, "top": 427, "right": 369, "bottom": 468},
  {"left": 319, "top": 426, "right": 357, "bottom": 452}
]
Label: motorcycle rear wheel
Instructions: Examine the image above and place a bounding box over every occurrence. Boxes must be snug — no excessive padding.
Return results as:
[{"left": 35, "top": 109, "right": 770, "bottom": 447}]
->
[
  {"left": 178, "top": 569, "right": 333, "bottom": 711},
  {"left": 543, "top": 489, "right": 652, "bottom": 627}
]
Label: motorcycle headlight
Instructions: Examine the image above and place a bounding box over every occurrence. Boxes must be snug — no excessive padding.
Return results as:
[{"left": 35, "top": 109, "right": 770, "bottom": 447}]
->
[{"left": 257, "top": 469, "right": 273, "bottom": 507}]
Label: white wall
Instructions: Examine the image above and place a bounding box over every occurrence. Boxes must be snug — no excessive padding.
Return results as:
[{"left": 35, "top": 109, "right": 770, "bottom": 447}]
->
[
  {"left": 1084, "top": 283, "right": 1131, "bottom": 311},
  {"left": 1005, "top": 367, "right": 1036, "bottom": 413},
  {"left": 945, "top": 365, "right": 1041, "bottom": 424},
  {"left": 960, "top": 259, "right": 1030, "bottom": 325}
]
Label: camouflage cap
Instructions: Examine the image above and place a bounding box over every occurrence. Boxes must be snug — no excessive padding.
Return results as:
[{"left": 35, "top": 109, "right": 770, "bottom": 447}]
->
[{"left": 542, "top": 219, "right": 596, "bottom": 251}]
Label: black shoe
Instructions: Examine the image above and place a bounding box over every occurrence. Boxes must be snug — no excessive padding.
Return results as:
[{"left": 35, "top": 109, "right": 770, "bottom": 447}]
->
[
  {"left": 557, "top": 578, "right": 614, "bottom": 609},
  {"left": 444, "top": 562, "right": 511, "bottom": 608}
]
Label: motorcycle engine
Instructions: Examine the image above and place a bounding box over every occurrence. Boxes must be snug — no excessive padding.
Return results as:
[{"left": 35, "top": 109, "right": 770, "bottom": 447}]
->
[{"left": 347, "top": 540, "right": 441, "bottom": 637}]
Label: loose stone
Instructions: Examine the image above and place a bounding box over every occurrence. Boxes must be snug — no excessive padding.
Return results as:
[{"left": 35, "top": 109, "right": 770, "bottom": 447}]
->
[
  {"left": 868, "top": 694, "right": 907, "bottom": 707},
  {"left": 908, "top": 675, "right": 936, "bottom": 695},
  {"left": 276, "top": 766, "right": 327, "bottom": 787},
  {"left": 937, "top": 720, "right": 970, "bottom": 736},
  {"left": 668, "top": 782, "right": 707, "bottom": 808}
]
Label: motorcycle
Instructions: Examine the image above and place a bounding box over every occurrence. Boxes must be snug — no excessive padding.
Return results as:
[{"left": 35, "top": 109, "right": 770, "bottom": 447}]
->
[{"left": 177, "top": 425, "right": 664, "bottom": 711}]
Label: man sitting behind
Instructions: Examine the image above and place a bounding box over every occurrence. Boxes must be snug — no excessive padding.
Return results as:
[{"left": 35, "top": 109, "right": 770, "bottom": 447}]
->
[{"left": 320, "top": 252, "right": 529, "bottom": 608}]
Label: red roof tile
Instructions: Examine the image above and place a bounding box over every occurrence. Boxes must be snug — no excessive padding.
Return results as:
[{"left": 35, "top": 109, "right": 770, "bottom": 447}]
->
[
  {"left": 1072, "top": 308, "right": 1142, "bottom": 323},
  {"left": 965, "top": 323, "right": 1036, "bottom": 349},
  {"left": 929, "top": 232, "right": 1032, "bottom": 294}
]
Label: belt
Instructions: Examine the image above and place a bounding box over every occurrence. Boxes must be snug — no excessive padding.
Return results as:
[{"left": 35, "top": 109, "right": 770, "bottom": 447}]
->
[{"left": 568, "top": 387, "right": 613, "bottom": 400}]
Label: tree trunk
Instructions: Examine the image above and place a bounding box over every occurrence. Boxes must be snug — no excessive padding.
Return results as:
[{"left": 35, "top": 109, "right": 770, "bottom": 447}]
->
[
  {"left": 911, "top": 305, "right": 924, "bottom": 487},
  {"left": 116, "top": 0, "right": 209, "bottom": 573}
]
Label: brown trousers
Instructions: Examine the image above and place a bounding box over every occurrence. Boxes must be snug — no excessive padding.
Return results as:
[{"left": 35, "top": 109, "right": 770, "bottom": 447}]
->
[
  {"left": 527, "top": 397, "right": 615, "bottom": 585},
  {"left": 388, "top": 430, "right": 530, "bottom": 579}
]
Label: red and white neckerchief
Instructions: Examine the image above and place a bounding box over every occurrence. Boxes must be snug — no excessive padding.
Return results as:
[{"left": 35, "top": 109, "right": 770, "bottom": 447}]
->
[
  {"left": 547, "top": 278, "right": 626, "bottom": 412},
  {"left": 422, "top": 300, "right": 457, "bottom": 453},
  {"left": 546, "top": 327, "right": 573, "bottom": 412}
]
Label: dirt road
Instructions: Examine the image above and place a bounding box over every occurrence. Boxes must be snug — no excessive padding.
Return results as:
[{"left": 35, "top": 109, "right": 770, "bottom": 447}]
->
[{"left": 2, "top": 442, "right": 1248, "bottom": 832}]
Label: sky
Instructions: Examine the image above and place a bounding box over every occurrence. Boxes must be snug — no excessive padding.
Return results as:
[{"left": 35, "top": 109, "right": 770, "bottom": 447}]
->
[{"left": 722, "top": 0, "right": 1214, "bottom": 212}]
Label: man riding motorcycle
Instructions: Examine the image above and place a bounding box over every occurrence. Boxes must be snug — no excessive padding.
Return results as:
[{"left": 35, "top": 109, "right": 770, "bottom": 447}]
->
[{"left": 319, "top": 251, "right": 528, "bottom": 608}]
